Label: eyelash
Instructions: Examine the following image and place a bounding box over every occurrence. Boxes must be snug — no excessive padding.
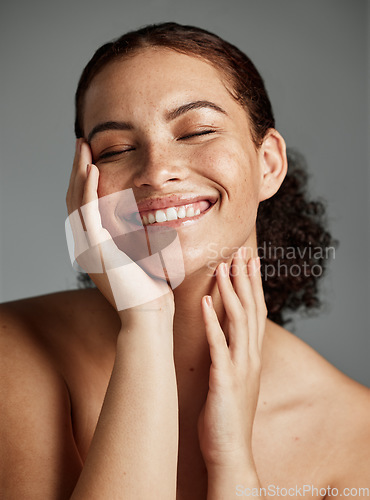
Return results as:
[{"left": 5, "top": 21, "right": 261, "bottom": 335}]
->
[
  {"left": 98, "top": 149, "right": 134, "bottom": 160},
  {"left": 179, "top": 129, "right": 216, "bottom": 140},
  {"left": 97, "top": 130, "right": 216, "bottom": 160}
]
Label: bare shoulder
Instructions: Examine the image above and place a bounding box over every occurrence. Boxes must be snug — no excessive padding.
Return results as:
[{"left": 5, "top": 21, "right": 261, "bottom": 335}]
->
[
  {"left": 0, "top": 288, "right": 120, "bottom": 357},
  {"left": 0, "top": 289, "right": 121, "bottom": 495},
  {"left": 0, "top": 288, "right": 120, "bottom": 408},
  {"left": 0, "top": 287, "right": 118, "bottom": 331},
  {"left": 0, "top": 289, "right": 103, "bottom": 496},
  {"left": 265, "top": 320, "right": 370, "bottom": 489}
]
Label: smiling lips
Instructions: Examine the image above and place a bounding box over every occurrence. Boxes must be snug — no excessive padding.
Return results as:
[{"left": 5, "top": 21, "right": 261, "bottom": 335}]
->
[
  {"left": 117, "top": 194, "right": 218, "bottom": 227},
  {"left": 139, "top": 200, "right": 211, "bottom": 226}
]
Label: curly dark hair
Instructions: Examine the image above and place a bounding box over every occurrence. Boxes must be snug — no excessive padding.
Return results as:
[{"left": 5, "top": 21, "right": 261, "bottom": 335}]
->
[
  {"left": 73, "top": 22, "right": 338, "bottom": 327},
  {"left": 256, "top": 149, "right": 337, "bottom": 325}
]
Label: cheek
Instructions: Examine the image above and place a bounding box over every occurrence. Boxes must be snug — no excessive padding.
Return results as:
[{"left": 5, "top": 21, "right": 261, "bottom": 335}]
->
[
  {"left": 198, "top": 143, "right": 260, "bottom": 246},
  {"left": 96, "top": 170, "right": 125, "bottom": 198},
  {"left": 198, "top": 141, "right": 260, "bottom": 207},
  {"left": 96, "top": 171, "right": 132, "bottom": 237}
]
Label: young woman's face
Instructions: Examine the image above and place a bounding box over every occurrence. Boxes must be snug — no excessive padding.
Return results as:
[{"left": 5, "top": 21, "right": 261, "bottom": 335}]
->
[{"left": 82, "top": 48, "right": 263, "bottom": 276}]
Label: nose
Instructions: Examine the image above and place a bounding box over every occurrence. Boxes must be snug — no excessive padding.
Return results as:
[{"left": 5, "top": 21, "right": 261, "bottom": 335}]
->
[{"left": 132, "top": 144, "right": 186, "bottom": 189}]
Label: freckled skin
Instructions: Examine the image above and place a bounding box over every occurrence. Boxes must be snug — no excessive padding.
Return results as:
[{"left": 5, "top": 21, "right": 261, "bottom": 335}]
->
[
  {"left": 83, "top": 49, "right": 261, "bottom": 275},
  {"left": 1, "top": 47, "right": 369, "bottom": 500},
  {"left": 79, "top": 50, "right": 370, "bottom": 496}
]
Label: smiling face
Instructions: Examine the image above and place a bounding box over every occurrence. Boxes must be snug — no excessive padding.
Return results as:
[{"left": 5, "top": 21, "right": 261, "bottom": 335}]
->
[{"left": 82, "top": 48, "right": 265, "bottom": 276}]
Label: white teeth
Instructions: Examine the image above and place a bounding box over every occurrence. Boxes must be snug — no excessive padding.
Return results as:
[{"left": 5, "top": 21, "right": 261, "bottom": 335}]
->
[
  {"left": 166, "top": 207, "right": 178, "bottom": 221},
  {"left": 177, "top": 206, "right": 186, "bottom": 218},
  {"left": 186, "top": 206, "right": 195, "bottom": 218},
  {"left": 155, "top": 210, "right": 167, "bottom": 223},
  {"left": 141, "top": 202, "right": 207, "bottom": 225}
]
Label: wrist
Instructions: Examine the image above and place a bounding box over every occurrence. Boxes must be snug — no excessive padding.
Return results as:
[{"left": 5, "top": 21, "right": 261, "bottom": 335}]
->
[
  {"left": 205, "top": 446, "right": 255, "bottom": 474},
  {"left": 117, "top": 309, "right": 174, "bottom": 354},
  {"left": 119, "top": 302, "right": 174, "bottom": 330},
  {"left": 207, "top": 461, "right": 263, "bottom": 500},
  {"left": 207, "top": 461, "right": 256, "bottom": 481}
]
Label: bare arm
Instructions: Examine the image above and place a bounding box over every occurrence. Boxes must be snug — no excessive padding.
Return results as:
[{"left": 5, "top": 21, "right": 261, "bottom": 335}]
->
[
  {"left": 0, "top": 308, "right": 82, "bottom": 499},
  {"left": 71, "top": 310, "right": 178, "bottom": 499},
  {"left": 64, "top": 139, "right": 179, "bottom": 497}
]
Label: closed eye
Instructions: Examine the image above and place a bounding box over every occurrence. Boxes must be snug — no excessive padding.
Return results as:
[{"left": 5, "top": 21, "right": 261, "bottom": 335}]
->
[
  {"left": 179, "top": 130, "right": 216, "bottom": 141},
  {"left": 97, "top": 148, "right": 135, "bottom": 161},
  {"left": 96, "top": 130, "right": 216, "bottom": 160}
]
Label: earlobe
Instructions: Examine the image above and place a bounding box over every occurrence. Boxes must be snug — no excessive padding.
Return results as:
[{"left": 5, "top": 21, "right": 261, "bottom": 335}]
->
[{"left": 258, "top": 129, "right": 288, "bottom": 202}]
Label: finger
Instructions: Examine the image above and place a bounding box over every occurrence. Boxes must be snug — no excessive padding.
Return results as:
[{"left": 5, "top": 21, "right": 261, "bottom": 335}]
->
[
  {"left": 80, "top": 164, "right": 129, "bottom": 274},
  {"left": 75, "top": 141, "right": 93, "bottom": 201},
  {"left": 66, "top": 141, "right": 90, "bottom": 269},
  {"left": 67, "top": 139, "right": 92, "bottom": 214},
  {"left": 247, "top": 256, "right": 267, "bottom": 352},
  {"left": 71, "top": 138, "right": 83, "bottom": 179},
  {"left": 201, "top": 295, "right": 229, "bottom": 371},
  {"left": 80, "top": 163, "right": 108, "bottom": 248},
  {"left": 231, "top": 249, "right": 259, "bottom": 358},
  {"left": 66, "top": 139, "right": 81, "bottom": 212},
  {"left": 216, "top": 260, "right": 248, "bottom": 362}
]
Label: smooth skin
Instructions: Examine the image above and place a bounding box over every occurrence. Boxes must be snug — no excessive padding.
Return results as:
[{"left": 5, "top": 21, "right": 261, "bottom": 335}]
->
[{"left": 1, "top": 48, "right": 370, "bottom": 499}]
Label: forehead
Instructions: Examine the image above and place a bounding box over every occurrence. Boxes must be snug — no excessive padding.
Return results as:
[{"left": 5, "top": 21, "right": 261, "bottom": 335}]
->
[{"left": 83, "top": 48, "right": 242, "bottom": 128}]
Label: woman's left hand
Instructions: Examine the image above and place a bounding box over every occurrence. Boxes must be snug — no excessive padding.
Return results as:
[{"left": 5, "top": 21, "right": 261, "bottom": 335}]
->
[{"left": 198, "top": 247, "right": 267, "bottom": 470}]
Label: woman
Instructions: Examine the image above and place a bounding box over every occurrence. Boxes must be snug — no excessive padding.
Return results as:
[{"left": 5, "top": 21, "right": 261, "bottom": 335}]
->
[{"left": 1, "top": 23, "right": 369, "bottom": 499}]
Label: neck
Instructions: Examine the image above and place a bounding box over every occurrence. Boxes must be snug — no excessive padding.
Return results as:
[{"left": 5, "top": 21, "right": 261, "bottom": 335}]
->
[
  {"left": 172, "top": 266, "right": 219, "bottom": 413},
  {"left": 172, "top": 257, "right": 279, "bottom": 419},
  {"left": 173, "top": 230, "right": 259, "bottom": 381}
]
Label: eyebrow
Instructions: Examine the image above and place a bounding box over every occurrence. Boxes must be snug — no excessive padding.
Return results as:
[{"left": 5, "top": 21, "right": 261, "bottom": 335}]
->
[
  {"left": 165, "top": 100, "right": 228, "bottom": 121},
  {"left": 87, "top": 100, "right": 227, "bottom": 143},
  {"left": 87, "top": 121, "right": 133, "bottom": 143}
]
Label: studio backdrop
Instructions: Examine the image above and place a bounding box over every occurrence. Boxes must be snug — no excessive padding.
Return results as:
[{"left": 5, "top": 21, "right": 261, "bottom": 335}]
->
[{"left": 0, "top": 0, "right": 369, "bottom": 385}]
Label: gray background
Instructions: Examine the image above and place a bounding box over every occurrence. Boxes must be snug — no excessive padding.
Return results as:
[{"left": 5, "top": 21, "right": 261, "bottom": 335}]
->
[{"left": 1, "top": 0, "right": 369, "bottom": 385}]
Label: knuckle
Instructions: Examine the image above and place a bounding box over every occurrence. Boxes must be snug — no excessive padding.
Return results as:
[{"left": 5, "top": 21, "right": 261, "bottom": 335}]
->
[
  {"left": 209, "top": 320, "right": 225, "bottom": 344},
  {"left": 247, "top": 303, "right": 258, "bottom": 317},
  {"left": 213, "top": 329, "right": 226, "bottom": 346},
  {"left": 259, "top": 302, "right": 268, "bottom": 317},
  {"left": 233, "top": 314, "right": 248, "bottom": 332},
  {"left": 234, "top": 306, "right": 248, "bottom": 323},
  {"left": 248, "top": 354, "right": 262, "bottom": 373}
]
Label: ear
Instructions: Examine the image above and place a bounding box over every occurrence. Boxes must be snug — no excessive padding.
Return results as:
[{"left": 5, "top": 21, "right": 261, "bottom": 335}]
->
[{"left": 257, "top": 129, "right": 288, "bottom": 202}]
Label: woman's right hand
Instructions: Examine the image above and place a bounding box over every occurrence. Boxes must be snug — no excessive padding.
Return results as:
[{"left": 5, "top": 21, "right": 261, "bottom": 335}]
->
[
  {"left": 65, "top": 140, "right": 179, "bottom": 499},
  {"left": 66, "top": 139, "right": 176, "bottom": 326}
]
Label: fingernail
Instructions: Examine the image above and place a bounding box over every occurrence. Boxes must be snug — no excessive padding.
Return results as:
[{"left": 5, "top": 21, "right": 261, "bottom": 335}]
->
[
  {"left": 205, "top": 295, "right": 213, "bottom": 308},
  {"left": 220, "top": 262, "right": 228, "bottom": 276}
]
